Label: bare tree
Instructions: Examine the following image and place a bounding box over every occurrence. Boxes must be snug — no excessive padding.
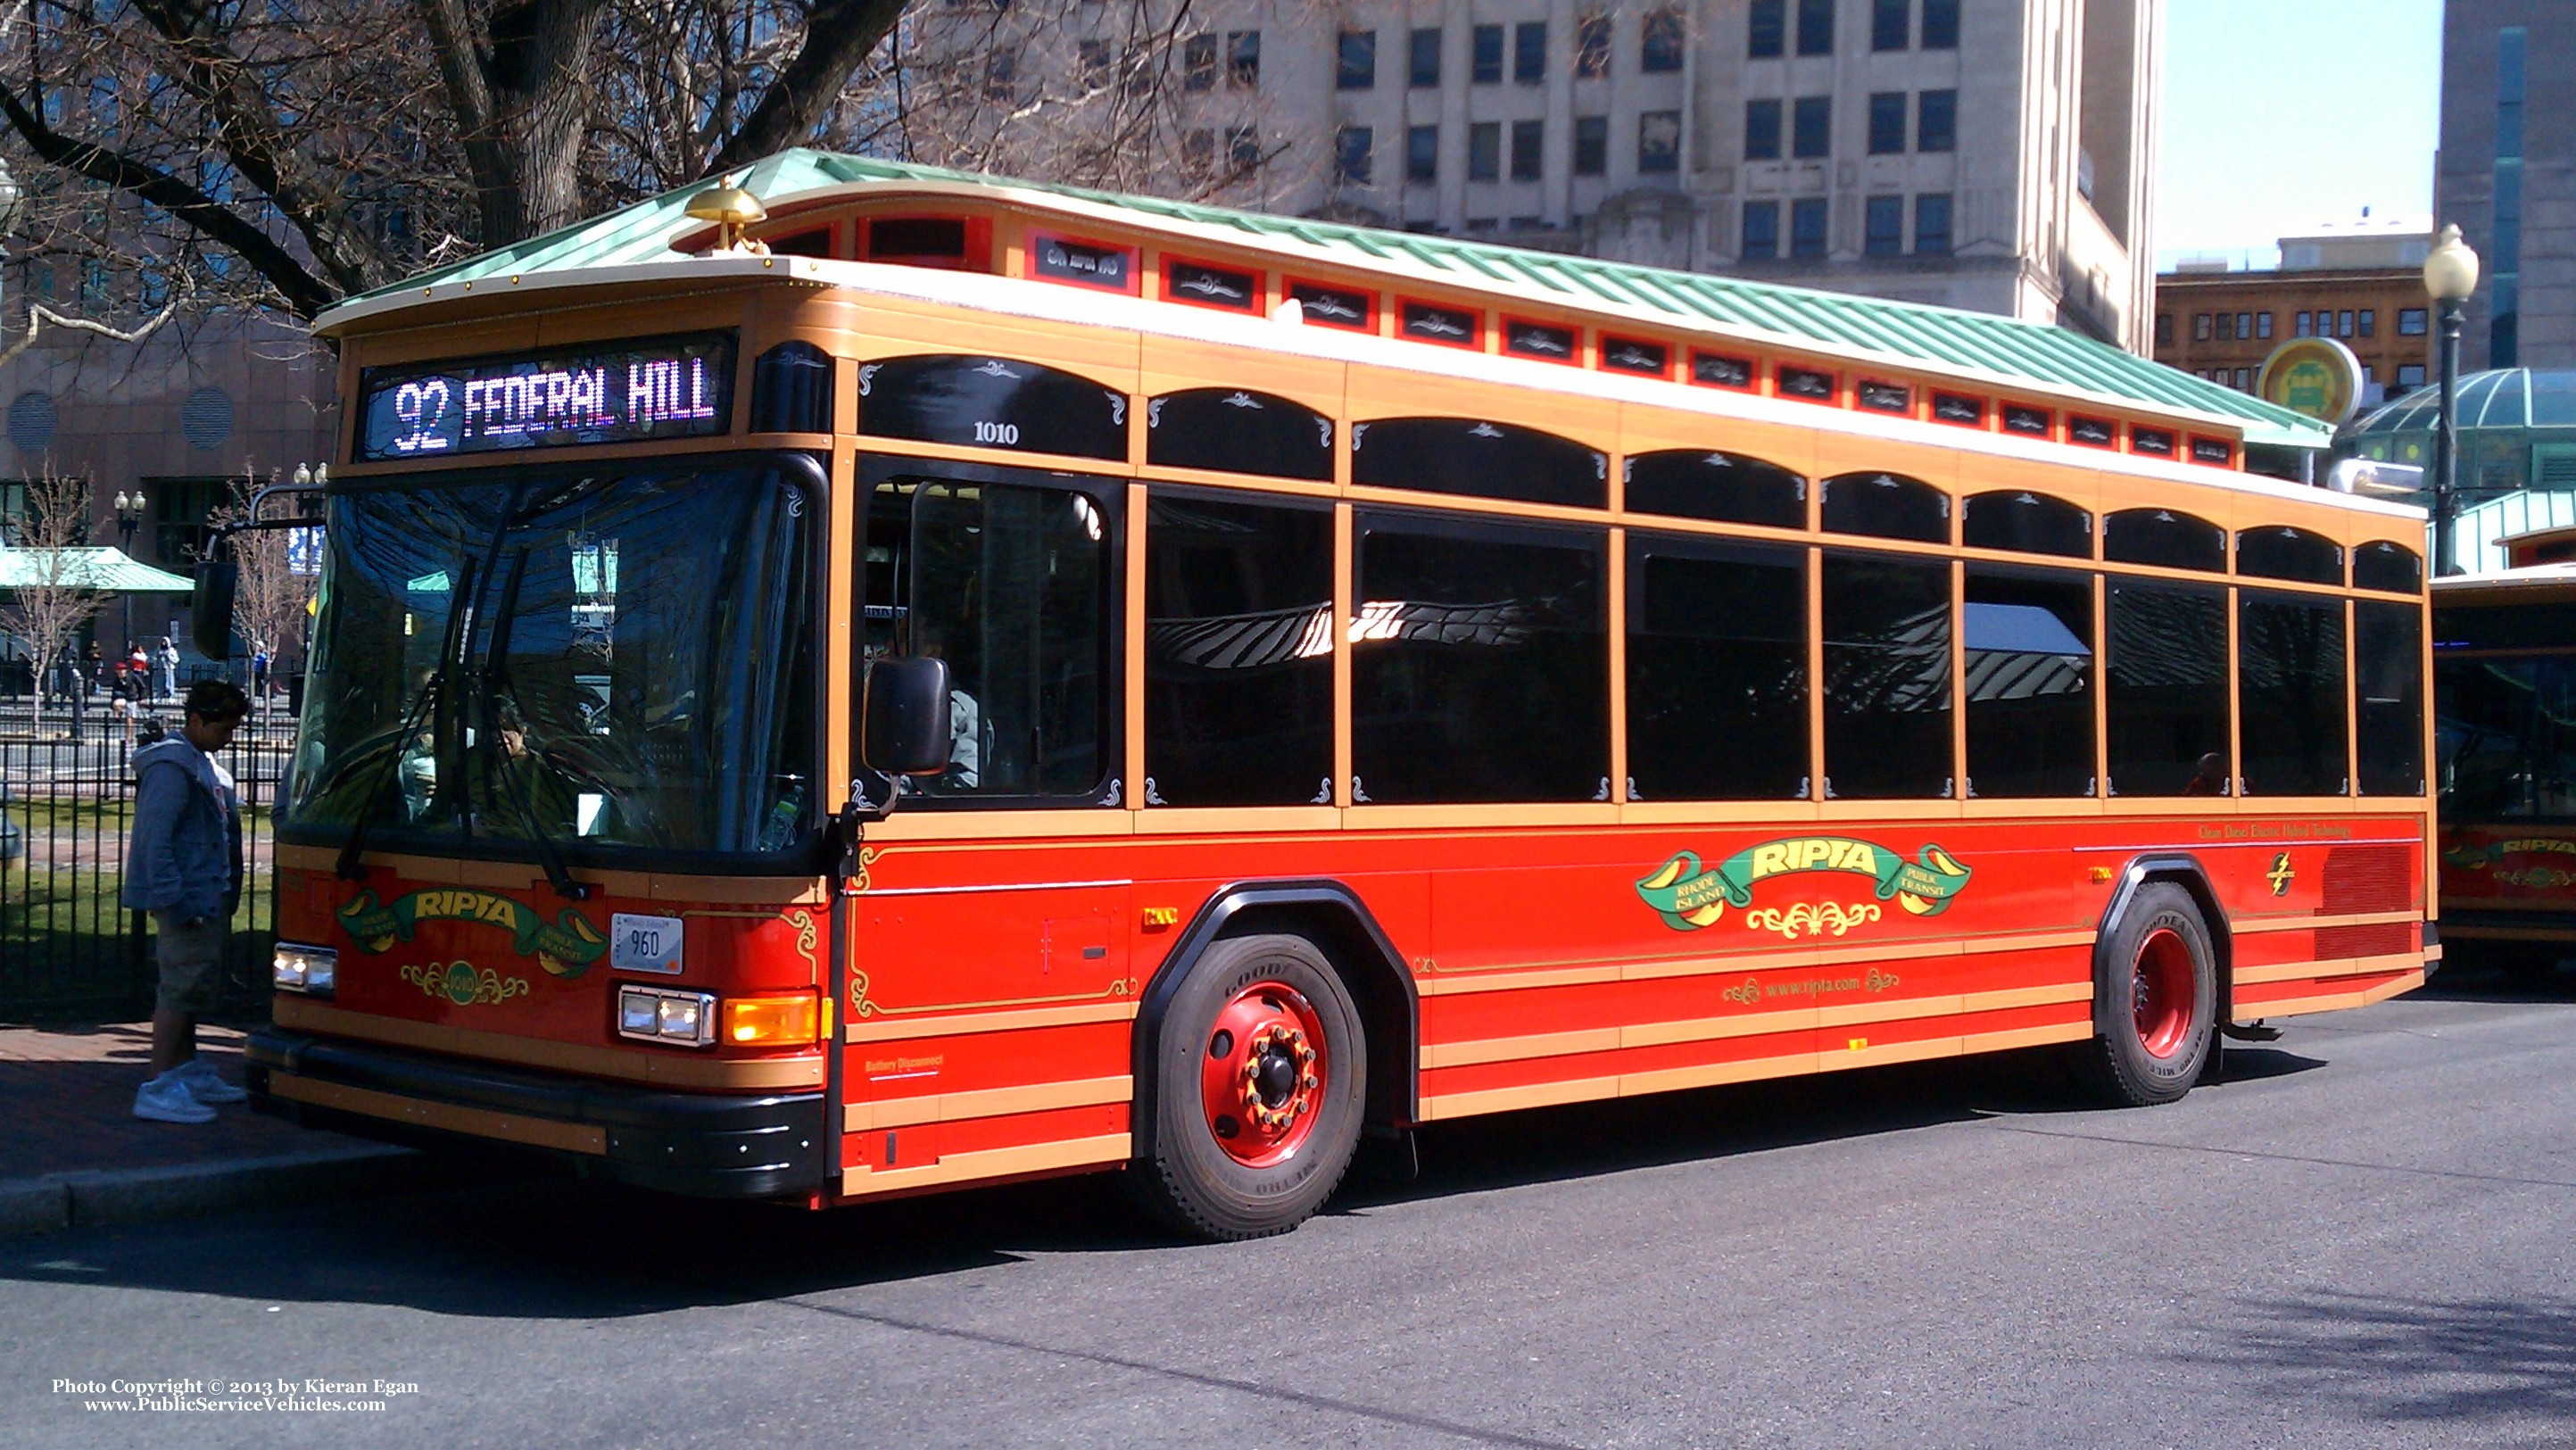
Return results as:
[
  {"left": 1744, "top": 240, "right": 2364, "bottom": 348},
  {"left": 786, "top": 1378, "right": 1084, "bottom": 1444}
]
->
[
  {"left": 200, "top": 466, "right": 319, "bottom": 705},
  {"left": 0, "top": 471, "right": 106, "bottom": 732}
]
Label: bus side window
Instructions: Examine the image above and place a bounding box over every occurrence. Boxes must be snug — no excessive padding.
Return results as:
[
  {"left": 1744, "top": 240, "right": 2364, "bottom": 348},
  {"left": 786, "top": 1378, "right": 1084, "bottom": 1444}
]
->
[
  {"left": 2355, "top": 600, "right": 2424, "bottom": 795},
  {"left": 1144, "top": 491, "right": 1335, "bottom": 806},
  {"left": 1351, "top": 418, "right": 1608, "bottom": 509},
  {"left": 1626, "top": 534, "right": 1807, "bottom": 800},
  {"left": 1820, "top": 471, "right": 1948, "bottom": 543},
  {"left": 1350, "top": 511, "right": 1608, "bottom": 804},
  {"left": 2105, "top": 576, "right": 2231, "bottom": 796},
  {"left": 1963, "top": 565, "right": 2094, "bottom": 798},
  {"left": 2103, "top": 508, "right": 2225, "bottom": 573},
  {"left": 2237, "top": 526, "right": 2343, "bottom": 586},
  {"left": 1821, "top": 551, "right": 1953, "bottom": 799},
  {"left": 2238, "top": 590, "right": 2348, "bottom": 797},
  {"left": 2353, "top": 540, "right": 2423, "bottom": 594},
  {"left": 1961, "top": 490, "right": 2091, "bottom": 559},
  {"left": 1147, "top": 389, "right": 1335, "bottom": 481},
  {"left": 1623, "top": 449, "right": 1805, "bottom": 531}
]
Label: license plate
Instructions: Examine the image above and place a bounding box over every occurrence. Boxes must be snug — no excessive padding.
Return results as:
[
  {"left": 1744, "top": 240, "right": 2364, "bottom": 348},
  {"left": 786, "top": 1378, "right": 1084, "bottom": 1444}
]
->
[{"left": 610, "top": 913, "right": 683, "bottom": 974}]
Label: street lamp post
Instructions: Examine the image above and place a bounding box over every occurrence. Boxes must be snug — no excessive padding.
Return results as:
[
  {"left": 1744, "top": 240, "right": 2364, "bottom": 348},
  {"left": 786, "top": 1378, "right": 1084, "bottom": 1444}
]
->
[
  {"left": 2424, "top": 224, "right": 2482, "bottom": 576},
  {"left": 112, "top": 489, "right": 145, "bottom": 658}
]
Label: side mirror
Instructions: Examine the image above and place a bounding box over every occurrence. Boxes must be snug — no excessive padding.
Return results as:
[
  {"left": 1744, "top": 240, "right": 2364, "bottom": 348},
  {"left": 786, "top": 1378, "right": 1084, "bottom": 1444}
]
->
[
  {"left": 861, "top": 657, "right": 954, "bottom": 776},
  {"left": 191, "top": 560, "right": 238, "bottom": 659}
]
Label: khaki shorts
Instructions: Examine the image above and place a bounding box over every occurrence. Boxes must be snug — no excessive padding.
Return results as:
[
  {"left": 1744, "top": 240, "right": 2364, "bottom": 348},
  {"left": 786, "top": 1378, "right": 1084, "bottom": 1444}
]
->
[{"left": 152, "top": 912, "right": 227, "bottom": 1015}]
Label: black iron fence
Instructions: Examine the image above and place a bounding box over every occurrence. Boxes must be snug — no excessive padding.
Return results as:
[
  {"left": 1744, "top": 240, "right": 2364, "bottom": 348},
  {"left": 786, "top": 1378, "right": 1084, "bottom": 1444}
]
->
[{"left": 0, "top": 709, "right": 295, "bottom": 1022}]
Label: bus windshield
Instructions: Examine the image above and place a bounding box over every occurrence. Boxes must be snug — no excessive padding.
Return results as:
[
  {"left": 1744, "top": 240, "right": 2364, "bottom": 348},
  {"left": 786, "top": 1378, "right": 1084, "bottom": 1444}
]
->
[
  {"left": 282, "top": 456, "right": 816, "bottom": 861},
  {"left": 2437, "top": 652, "right": 2576, "bottom": 819}
]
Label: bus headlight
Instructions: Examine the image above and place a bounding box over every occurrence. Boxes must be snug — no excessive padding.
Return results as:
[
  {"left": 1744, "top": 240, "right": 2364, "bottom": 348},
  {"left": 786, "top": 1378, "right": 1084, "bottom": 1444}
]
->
[
  {"left": 617, "top": 985, "right": 716, "bottom": 1047},
  {"left": 274, "top": 943, "right": 337, "bottom": 997}
]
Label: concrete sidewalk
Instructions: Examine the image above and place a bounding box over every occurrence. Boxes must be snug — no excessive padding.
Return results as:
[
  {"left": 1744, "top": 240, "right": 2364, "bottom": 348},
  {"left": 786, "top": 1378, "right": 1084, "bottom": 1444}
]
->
[{"left": 0, "top": 1022, "right": 468, "bottom": 1236}]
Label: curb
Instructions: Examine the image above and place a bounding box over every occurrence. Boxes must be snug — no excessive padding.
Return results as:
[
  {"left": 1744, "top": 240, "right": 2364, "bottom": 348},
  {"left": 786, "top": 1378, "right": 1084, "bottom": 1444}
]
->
[{"left": 0, "top": 1144, "right": 488, "bottom": 1238}]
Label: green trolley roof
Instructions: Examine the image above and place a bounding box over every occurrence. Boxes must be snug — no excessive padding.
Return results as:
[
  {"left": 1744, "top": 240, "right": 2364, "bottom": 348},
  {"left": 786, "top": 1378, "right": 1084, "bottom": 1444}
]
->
[{"left": 325, "top": 148, "right": 2333, "bottom": 452}]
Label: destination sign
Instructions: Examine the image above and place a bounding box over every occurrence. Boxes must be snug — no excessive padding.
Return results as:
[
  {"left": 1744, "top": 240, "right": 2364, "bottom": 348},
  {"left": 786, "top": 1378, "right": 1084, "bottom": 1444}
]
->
[{"left": 357, "top": 333, "right": 736, "bottom": 460}]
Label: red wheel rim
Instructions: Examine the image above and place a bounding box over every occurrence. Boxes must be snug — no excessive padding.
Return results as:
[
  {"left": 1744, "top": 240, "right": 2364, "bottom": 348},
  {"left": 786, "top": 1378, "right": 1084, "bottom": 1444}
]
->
[
  {"left": 2132, "top": 927, "right": 2196, "bottom": 1059},
  {"left": 1197, "top": 981, "right": 1328, "bottom": 1168}
]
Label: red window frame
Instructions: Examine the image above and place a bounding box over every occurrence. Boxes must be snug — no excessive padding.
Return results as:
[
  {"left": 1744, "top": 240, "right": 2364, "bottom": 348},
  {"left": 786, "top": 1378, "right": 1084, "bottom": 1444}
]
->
[
  {"left": 2000, "top": 402, "right": 2058, "bottom": 443},
  {"left": 1856, "top": 378, "right": 1915, "bottom": 417},
  {"left": 1026, "top": 230, "right": 1142, "bottom": 294},
  {"left": 1598, "top": 336, "right": 1673, "bottom": 379},
  {"left": 1930, "top": 391, "right": 1988, "bottom": 429},
  {"left": 2189, "top": 435, "right": 2238, "bottom": 468},
  {"left": 1500, "top": 315, "right": 1582, "bottom": 366},
  {"left": 1161, "top": 253, "right": 1263, "bottom": 314},
  {"left": 863, "top": 214, "right": 993, "bottom": 271},
  {"left": 2129, "top": 426, "right": 2178, "bottom": 459},
  {"left": 2067, "top": 415, "right": 2121, "bottom": 450},
  {"left": 1283, "top": 276, "right": 1379, "bottom": 331},
  {"left": 1687, "top": 350, "right": 1760, "bottom": 392},
  {"left": 1397, "top": 296, "right": 1485, "bottom": 351},
  {"left": 1773, "top": 362, "right": 1840, "bottom": 406}
]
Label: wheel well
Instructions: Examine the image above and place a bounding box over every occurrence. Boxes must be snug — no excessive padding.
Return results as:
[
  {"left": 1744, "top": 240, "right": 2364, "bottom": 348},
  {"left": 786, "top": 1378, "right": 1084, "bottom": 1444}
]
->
[
  {"left": 2101, "top": 859, "right": 2234, "bottom": 1028},
  {"left": 1132, "top": 885, "right": 1419, "bottom": 1137},
  {"left": 1213, "top": 903, "right": 1415, "bottom": 1135}
]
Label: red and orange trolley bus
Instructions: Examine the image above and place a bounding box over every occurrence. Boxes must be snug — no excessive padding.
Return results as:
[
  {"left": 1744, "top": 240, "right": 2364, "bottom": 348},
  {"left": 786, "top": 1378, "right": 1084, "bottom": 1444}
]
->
[
  {"left": 2433, "top": 563, "right": 2576, "bottom": 982},
  {"left": 242, "top": 153, "right": 2436, "bottom": 1239}
]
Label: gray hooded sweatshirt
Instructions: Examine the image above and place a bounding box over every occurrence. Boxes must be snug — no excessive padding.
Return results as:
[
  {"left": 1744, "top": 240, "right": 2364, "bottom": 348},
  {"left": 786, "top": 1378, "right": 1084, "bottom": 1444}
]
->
[{"left": 123, "top": 736, "right": 243, "bottom": 924}]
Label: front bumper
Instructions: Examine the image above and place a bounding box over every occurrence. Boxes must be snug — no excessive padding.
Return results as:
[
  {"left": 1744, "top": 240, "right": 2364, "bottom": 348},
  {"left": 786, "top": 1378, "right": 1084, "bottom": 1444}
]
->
[{"left": 247, "top": 1028, "right": 828, "bottom": 1199}]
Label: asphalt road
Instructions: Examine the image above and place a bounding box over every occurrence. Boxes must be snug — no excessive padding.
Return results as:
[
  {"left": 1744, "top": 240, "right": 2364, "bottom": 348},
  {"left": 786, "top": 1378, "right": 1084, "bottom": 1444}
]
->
[{"left": 8, "top": 979, "right": 2576, "bottom": 1449}]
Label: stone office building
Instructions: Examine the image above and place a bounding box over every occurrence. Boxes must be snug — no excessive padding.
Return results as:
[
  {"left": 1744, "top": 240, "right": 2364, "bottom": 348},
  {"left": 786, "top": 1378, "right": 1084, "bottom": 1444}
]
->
[{"left": 2436, "top": 0, "right": 2576, "bottom": 371}]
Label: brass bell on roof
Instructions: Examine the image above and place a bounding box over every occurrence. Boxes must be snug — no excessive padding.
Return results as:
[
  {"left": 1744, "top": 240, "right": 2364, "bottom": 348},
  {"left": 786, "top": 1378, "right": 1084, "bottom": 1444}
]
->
[{"left": 688, "top": 175, "right": 768, "bottom": 255}]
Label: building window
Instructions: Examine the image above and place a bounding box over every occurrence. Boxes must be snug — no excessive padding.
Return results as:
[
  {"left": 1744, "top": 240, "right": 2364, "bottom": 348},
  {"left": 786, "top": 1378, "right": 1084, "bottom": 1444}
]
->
[
  {"left": 1181, "top": 128, "right": 1214, "bottom": 178},
  {"left": 1473, "top": 24, "right": 1503, "bottom": 83},
  {"left": 2359, "top": 309, "right": 2375, "bottom": 338},
  {"left": 1793, "top": 95, "right": 1831, "bottom": 158},
  {"left": 1077, "top": 39, "right": 1112, "bottom": 90},
  {"left": 1791, "top": 197, "right": 1828, "bottom": 258},
  {"left": 1227, "top": 30, "right": 1260, "bottom": 88},
  {"left": 1407, "top": 125, "right": 1439, "bottom": 183},
  {"left": 1514, "top": 21, "right": 1547, "bottom": 83},
  {"left": 2234, "top": 367, "right": 2253, "bottom": 390},
  {"left": 2339, "top": 310, "right": 2356, "bottom": 338},
  {"left": 1183, "top": 34, "right": 1218, "bottom": 91},
  {"left": 1639, "top": 110, "right": 1681, "bottom": 173},
  {"left": 1867, "top": 92, "right": 1906, "bottom": 153},
  {"left": 1917, "top": 89, "right": 1957, "bottom": 152},
  {"left": 2156, "top": 313, "right": 2174, "bottom": 346},
  {"left": 1574, "top": 115, "right": 1608, "bottom": 175},
  {"left": 1914, "top": 192, "right": 1951, "bottom": 255},
  {"left": 1336, "top": 127, "right": 1373, "bottom": 185},
  {"left": 1469, "top": 121, "right": 1502, "bottom": 180},
  {"left": 2235, "top": 311, "right": 2251, "bottom": 338},
  {"left": 1744, "top": 200, "right": 1781, "bottom": 259},
  {"left": 1642, "top": 9, "right": 1685, "bottom": 72},
  {"left": 1224, "top": 126, "right": 1261, "bottom": 173},
  {"left": 1750, "top": 0, "right": 1785, "bottom": 57},
  {"left": 1576, "top": 12, "right": 1611, "bottom": 77},
  {"left": 1745, "top": 98, "right": 1783, "bottom": 160},
  {"left": 1865, "top": 195, "right": 1904, "bottom": 255},
  {"left": 1874, "top": 0, "right": 1910, "bottom": 50},
  {"left": 982, "top": 50, "right": 1016, "bottom": 101},
  {"left": 2194, "top": 313, "right": 2211, "bottom": 342},
  {"left": 2398, "top": 362, "right": 2427, "bottom": 388},
  {"left": 1338, "top": 30, "right": 1376, "bottom": 89},
  {"left": 2217, "top": 313, "right": 2235, "bottom": 341},
  {"left": 1410, "top": 27, "right": 1442, "bottom": 87},
  {"left": 2398, "top": 307, "right": 2427, "bottom": 336},
  {"left": 1511, "top": 120, "right": 1544, "bottom": 180},
  {"left": 2295, "top": 311, "right": 2311, "bottom": 336},
  {"left": 2256, "top": 312, "right": 2274, "bottom": 340},
  {"left": 1922, "top": 0, "right": 1959, "bottom": 48},
  {"left": 1796, "top": 0, "right": 1834, "bottom": 54}
]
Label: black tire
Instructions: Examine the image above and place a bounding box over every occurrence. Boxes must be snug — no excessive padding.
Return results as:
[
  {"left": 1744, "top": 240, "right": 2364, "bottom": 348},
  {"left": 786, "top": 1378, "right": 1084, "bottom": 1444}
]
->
[
  {"left": 2075, "top": 882, "right": 2217, "bottom": 1107},
  {"left": 1129, "top": 933, "right": 1366, "bottom": 1241}
]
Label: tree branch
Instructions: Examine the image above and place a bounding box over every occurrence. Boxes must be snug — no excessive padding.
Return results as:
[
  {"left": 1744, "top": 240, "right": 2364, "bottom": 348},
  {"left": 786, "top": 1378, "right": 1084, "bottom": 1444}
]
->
[{"left": 706, "top": 0, "right": 907, "bottom": 175}]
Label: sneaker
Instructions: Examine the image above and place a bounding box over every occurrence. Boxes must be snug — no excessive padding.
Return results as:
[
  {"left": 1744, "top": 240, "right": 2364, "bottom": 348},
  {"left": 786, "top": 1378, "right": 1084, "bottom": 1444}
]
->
[
  {"left": 134, "top": 1073, "right": 217, "bottom": 1124},
  {"left": 177, "top": 1058, "right": 249, "bottom": 1105}
]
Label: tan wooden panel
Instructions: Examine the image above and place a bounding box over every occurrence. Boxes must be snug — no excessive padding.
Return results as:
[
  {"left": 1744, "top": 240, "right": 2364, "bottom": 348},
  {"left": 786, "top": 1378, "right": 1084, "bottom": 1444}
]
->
[
  {"left": 828, "top": 292, "right": 1144, "bottom": 386},
  {"left": 1139, "top": 334, "right": 1346, "bottom": 417},
  {"left": 1344, "top": 362, "right": 1616, "bottom": 451},
  {"left": 1615, "top": 399, "right": 1819, "bottom": 483}
]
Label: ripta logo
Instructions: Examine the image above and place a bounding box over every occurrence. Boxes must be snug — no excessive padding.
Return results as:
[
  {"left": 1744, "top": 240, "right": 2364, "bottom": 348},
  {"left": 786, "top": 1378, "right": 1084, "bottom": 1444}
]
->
[
  {"left": 1634, "top": 837, "right": 1973, "bottom": 932},
  {"left": 336, "top": 889, "right": 609, "bottom": 978}
]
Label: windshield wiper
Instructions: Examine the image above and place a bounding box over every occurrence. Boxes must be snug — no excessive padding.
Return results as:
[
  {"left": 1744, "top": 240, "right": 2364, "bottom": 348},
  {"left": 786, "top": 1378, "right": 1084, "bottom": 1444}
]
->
[
  {"left": 470, "top": 546, "right": 592, "bottom": 902},
  {"left": 335, "top": 555, "right": 479, "bottom": 881}
]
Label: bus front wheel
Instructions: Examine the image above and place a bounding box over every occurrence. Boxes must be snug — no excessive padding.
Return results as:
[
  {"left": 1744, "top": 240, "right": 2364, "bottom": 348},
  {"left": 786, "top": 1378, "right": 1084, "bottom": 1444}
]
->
[
  {"left": 1131, "top": 933, "right": 1366, "bottom": 1240},
  {"left": 2077, "top": 883, "right": 2216, "bottom": 1107}
]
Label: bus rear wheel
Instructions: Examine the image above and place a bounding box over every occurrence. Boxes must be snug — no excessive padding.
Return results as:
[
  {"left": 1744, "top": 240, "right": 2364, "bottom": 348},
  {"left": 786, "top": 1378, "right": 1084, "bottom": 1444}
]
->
[
  {"left": 1131, "top": 934, "right": 1365, "bottom": 1240},
  {"left": 2077, "top": 882, "right": 2216, "bottom": 1107}
]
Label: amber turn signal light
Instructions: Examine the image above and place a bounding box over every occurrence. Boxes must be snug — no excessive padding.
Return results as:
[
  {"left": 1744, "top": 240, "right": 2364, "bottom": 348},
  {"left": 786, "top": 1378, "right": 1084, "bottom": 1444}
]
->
[{"left": 722, "top": 991, "right": 820, "bottom": 1046}]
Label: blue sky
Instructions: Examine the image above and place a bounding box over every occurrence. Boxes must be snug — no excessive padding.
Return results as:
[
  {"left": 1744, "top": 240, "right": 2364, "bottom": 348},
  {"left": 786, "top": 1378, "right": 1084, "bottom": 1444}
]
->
[{"left": 2156, "top": 0, "right": 2441, "bottom": 267}]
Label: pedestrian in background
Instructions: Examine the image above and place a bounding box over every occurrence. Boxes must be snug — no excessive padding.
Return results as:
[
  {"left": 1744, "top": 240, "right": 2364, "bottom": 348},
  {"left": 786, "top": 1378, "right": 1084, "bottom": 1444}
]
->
[
  {"left": 155, "top": 637, "right": 179, "bottom": 701},
  {"left": 84, "top": 639, "right": 104, "bottom": 696},
  {"left": 124, "top": 679, "right": 250, "bottom": 1124}
]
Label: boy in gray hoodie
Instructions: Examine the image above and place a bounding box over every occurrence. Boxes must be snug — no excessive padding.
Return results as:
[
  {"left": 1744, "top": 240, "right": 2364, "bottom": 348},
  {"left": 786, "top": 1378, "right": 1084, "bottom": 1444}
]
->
[{"left": 125, "top": 680, "right": 249, "bottom": 1123}]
